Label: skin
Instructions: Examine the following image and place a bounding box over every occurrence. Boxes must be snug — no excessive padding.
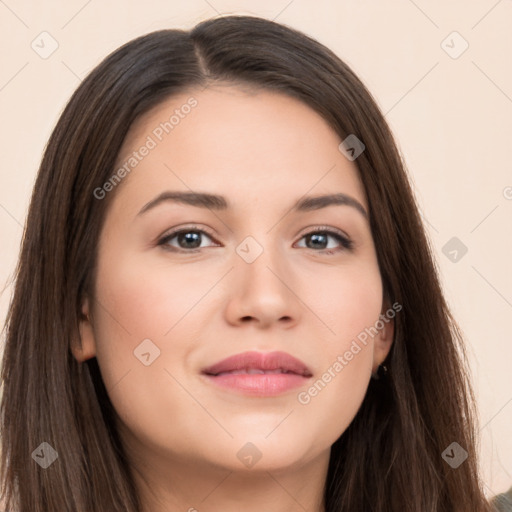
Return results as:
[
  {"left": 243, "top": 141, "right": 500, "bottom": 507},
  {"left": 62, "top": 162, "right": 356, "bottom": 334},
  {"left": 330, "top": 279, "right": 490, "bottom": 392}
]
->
[{"left": 73, "top": 84, "right": 394, "bottom": 512}]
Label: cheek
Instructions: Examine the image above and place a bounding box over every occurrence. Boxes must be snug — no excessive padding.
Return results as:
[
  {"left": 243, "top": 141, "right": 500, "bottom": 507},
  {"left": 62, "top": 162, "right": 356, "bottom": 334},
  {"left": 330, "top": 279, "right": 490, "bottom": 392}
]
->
[
  {"left": 90, "top": 246, "right": 231, "bottom": 409},
  {"left": 294, "top": 262, "right": 382, "bottom": 437},
  {"left": 89, "top": 251, "right": 209, "bottom": 445},
  {"left": 303, "top": 257, "right": 383, "bottom": 343},
  {"left": 94, "top": 249, "right": 211, "bottom": 340}
]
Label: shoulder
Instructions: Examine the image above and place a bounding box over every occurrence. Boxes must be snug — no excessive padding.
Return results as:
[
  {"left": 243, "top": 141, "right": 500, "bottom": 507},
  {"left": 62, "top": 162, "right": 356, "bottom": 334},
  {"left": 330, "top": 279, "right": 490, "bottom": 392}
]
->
[{"left": 491, "top": 486, "right": 512, "bottom": 512}]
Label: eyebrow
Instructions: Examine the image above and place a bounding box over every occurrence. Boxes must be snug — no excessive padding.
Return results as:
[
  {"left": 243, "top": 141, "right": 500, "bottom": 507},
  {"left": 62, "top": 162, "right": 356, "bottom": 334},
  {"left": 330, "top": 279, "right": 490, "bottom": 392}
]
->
[{"left": 137, "top": 191, "right": 368, "bottom": 219}]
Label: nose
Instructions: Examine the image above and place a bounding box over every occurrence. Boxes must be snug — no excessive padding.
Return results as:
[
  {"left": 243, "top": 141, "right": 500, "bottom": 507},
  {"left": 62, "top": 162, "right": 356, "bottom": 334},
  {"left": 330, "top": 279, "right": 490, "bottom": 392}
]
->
[{"left": 224, "top": 241, "right": 303, "bottom": 329}]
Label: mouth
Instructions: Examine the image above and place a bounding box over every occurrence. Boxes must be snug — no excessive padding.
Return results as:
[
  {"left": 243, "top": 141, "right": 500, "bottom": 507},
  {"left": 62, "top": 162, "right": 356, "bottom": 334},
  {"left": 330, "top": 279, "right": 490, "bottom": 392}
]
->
[
  {"left": 211, "top": 368, "right": 303, "bottom": 376},
  {"left": 201, "top": 350, "right": 313, "bottom": 396}
]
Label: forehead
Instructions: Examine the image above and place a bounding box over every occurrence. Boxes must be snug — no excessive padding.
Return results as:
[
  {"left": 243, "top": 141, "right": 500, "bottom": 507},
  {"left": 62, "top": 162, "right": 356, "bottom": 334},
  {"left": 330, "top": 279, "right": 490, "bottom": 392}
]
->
[{"left": 111, "top": 84, "right": 367, "bottom": 216}]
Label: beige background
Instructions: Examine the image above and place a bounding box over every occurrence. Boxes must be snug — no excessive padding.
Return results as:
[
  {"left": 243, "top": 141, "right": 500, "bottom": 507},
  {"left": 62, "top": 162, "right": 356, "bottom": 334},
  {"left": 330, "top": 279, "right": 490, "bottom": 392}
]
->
[{"left": 0, "top": 0, "right": 511, "bottom": 500}]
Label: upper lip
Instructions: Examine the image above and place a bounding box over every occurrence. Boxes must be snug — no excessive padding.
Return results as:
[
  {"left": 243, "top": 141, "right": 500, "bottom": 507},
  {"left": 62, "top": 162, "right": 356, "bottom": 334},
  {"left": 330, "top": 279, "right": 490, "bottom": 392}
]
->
[{"left": 202, "top": 351, "right": 313, "bottom": 377}]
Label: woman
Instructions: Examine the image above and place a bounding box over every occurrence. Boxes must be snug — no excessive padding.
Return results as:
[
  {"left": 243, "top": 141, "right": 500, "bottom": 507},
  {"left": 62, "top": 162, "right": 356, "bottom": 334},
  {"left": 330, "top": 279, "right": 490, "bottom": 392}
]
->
[{"left": 0, "top": 14, "right": 495, "bottom": 512}]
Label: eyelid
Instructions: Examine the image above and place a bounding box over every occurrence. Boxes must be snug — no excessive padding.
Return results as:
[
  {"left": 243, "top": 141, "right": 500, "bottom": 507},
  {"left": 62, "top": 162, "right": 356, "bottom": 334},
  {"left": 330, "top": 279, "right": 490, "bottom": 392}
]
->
[
  {"left": 171, "top": 224, "right": 216, "bottom": 238},
  {"left": 296, "top": 224, "right": 350, "bottom": 241}
]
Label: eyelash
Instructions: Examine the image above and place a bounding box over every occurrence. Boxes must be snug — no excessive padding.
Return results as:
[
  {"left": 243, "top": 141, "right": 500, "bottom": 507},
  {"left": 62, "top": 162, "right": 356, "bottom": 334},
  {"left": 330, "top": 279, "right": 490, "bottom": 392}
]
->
[{"left": 157, "top": 225, "right": 354, "bottom": 255}]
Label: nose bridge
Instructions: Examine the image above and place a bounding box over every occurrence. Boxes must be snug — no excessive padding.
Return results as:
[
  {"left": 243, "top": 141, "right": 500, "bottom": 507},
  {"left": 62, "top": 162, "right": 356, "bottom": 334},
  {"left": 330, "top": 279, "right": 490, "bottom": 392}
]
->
[
  {"left": 235, "top": 231, "right": 285, "bottom": 289},
  {"left": 229, "top": 229, "right": 300, "bottom": 324}
]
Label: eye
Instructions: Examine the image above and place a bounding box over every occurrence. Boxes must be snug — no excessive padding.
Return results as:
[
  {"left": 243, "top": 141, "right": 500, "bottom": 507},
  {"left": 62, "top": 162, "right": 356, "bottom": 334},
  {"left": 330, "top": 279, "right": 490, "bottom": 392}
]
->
[
  {"left": 157, "top": 225, "right": 218, "bottom": 252},
  {"left": 157, "top": 225, "right": 353, "bottom": 254},
  {"left": 295, "top": 227, "right": 353, "bottom": 255}
]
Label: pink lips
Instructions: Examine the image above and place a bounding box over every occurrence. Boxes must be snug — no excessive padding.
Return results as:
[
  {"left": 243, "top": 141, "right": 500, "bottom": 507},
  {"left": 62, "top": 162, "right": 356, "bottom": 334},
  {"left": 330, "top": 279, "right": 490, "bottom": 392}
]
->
[{"left": 201, "top": 351, "right": 313, "bottom": 396}]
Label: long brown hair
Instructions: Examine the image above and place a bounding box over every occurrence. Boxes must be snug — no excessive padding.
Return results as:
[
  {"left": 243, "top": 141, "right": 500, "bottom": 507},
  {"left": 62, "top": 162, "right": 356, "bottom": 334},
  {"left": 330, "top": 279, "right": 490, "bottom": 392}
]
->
[{"left": 0, "top": 14, "right": 493, "bottom": 512}]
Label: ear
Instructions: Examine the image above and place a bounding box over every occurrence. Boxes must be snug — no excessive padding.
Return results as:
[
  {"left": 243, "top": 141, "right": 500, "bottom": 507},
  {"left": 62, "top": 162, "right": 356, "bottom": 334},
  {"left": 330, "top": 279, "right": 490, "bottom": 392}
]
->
[
  {"left": 371, "top": 301, "right": 395, "bottom": 374},
  {"left": 71, "top": 296, "right": 97, "bottom": 362}
]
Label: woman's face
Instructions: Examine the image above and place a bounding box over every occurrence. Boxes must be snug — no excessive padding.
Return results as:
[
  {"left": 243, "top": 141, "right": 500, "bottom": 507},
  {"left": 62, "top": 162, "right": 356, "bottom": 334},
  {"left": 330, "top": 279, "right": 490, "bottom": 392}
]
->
[{"left": 76, "top": 84, "right": 393, "bottom": 477}]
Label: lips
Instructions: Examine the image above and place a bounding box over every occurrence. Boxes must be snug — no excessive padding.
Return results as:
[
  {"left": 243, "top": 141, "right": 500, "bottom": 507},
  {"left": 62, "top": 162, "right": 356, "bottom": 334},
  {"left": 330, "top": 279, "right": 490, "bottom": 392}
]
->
[
  {"left": 214, "top": 368, "right": 294, "bottom": 376},
  {"left": 201, "top": 350, "right": 313, "bottom": 396},
  {"left": 201, "top": 350, "right": 313, "bottom": 377}
]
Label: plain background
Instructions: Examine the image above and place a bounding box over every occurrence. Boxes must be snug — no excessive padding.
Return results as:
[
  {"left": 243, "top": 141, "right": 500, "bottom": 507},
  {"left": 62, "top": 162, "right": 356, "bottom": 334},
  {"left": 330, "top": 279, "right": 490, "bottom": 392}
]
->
[{"left": 0, "top": 0, "right": 510, "bottom": 500}]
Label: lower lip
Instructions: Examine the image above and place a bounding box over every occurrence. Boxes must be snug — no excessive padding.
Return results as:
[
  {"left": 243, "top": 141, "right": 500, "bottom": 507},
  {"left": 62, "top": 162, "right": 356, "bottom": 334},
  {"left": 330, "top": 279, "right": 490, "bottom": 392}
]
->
[{"left": 202, "top": 373, "right": 310, "bottom": 396}]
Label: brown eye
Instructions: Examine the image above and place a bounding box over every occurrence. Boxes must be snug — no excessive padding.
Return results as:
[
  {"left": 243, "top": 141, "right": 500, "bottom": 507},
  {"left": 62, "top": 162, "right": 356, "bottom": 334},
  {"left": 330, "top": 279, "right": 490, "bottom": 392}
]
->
[
  {"left": 158, "top": 227, "right": 218, "bottom": 252},
  {"left": 295, "top": 228, "right": 353, "bottom": 254},
  {"left": 157, "top": 226, "right": 353, "bottom": 254}
]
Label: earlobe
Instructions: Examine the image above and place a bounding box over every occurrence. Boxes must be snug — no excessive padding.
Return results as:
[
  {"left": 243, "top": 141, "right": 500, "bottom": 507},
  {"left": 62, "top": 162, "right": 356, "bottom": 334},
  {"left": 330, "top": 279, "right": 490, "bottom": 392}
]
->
[
  {"left": 372, "top": 305, "right": 395, "bottom": 373},
  {"left": 71, "top": 297, "right": 97, "bottom": 362}
]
